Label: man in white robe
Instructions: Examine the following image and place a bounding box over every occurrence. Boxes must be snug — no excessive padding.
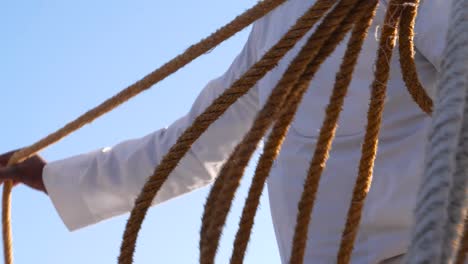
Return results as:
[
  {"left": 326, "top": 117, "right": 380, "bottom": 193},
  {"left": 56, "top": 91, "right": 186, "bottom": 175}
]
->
[{"left": 0, "top": 1, "right": 452, "bottom": 263}]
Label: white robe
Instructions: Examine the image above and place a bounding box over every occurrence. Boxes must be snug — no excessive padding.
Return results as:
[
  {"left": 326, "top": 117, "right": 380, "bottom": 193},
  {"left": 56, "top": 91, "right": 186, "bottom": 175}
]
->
[{"left": 42, "top": 1, "right": 451, "bottom": 263}]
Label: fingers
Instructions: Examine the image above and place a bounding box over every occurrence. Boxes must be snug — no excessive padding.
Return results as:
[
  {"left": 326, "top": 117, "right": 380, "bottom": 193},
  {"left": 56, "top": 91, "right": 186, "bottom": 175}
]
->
[
  {"left": 0, "top": 150, "right": 18, "bottom": 166},
  {"left": 0, "top": 166, "right": 21, "bottom": 182}
]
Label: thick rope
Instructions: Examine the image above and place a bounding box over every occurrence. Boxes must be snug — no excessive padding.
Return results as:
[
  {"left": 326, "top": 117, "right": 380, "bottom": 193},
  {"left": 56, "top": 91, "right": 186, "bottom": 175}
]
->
[
  {"left": 198, "top": 1, "right": 351, "bottom": 262},
  {"left": 1, "top": 1, "right": 288, "bottom": 263},
  {"left": 286, "top": 2, "right": 378, "bottom": 264},
  {"left": 456, "top": 218, "right": 468, "bottom": 264},
  {"left": 229, "top": 2, "right": 377, "bottom": 263},
  {"left": 446, "top": 85, "right": 468, "bottom": 262},
  {"left": 1, "top": 182, "right": 13, "bottom": 264},
  {"left": 398, "top": 0, "right": 433, "bottom": 115},
  {"left": 4, "top": 0, "right": 464, "bottom": 263},
  {"left": 336, "top": 1, "right": 402, "bottom": 263},
  {"left": 200, "top": 1, "right": 372, "bottom": 263},
  {"left": 199, "top": 44, "right": 303, "bottom": 264},
  {"left": 197, "top": 0, "right": 338, "bottom": 255},
  {"left": 118, "top": 2, "right": 341, "bottom": 262},
  {"left": 404, "top": 0, "right": 468, "bottom": 262},
  {"left": 443, "top": 0, "right": 468, "bottom": 262}
]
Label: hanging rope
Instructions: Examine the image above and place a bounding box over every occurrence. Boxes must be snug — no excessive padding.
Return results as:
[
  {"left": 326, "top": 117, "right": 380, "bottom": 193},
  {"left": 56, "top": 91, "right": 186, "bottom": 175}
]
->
[
  {"left": 398, "top": 0, "right": 433, "bottom": 115},
  {"left": 0, "top": 1, "right": 288, "bottom": 263},
  {"left": 230, "top": 1, "right": 378, "bottom": 263},
  {"left": 404, "top": 0, "right": 468, "bottom": 262},
  {"left": 199, "top": 1, "right": 366, "bottom": 263},
  {"left": 456, "top": 218, "right": 468, "bottom": 264},
  {"left": 5, "top": 0, "right": 468, "bottom": 263},
  {"left": 335, "top": 1, "right": 403, "bottom": 262},
  {"left": 119, "top": 1, "right": 341, "bottom": 263},
  {"left": 198, "top": 1, "right": 339, "bottom": 256}
]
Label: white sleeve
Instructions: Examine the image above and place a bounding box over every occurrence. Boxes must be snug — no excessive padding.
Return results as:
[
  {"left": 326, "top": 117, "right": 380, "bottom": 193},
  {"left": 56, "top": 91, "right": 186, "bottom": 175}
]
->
[
  {"left": 414, "top": 0, "right": 452, "bottom": 71},
  {"left": 43, "top": 24, "right": 262, "bottom": 231}
]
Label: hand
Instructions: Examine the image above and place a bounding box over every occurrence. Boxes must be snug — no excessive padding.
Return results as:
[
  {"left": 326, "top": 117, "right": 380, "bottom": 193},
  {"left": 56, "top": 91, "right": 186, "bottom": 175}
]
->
[{"left": 0, "top": 150, "right": 47, "bottom": 194}]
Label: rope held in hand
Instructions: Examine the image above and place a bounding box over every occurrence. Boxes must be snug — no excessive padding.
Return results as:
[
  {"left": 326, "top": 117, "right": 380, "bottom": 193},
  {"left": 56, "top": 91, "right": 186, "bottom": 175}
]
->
[
  {"left": 1, "top": 0, "right": 288, "bottom": 263},
  {"left": 5, "top": 0, "right": 468, "bottom": 264}
]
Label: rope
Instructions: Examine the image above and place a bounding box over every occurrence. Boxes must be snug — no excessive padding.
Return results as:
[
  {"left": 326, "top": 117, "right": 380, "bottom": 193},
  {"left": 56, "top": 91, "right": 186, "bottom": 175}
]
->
[
  {"left": 292, "top": 1, "right": 379, "bottom": 262},
  {"left": 443, "top": 0, "right": 468, "bottom": 261},
  {"left": 118, "top": 1, "right": 341, "bottom": 262},
  {"left": 0, "top": 0, "right": 288, "bottom": 263},
  {"left": 456, "top": 218, "right": 468, "bottom": 264},
  {"left": 287, "top": 1, "right": 379, "bottom": 263},
  {"left": 230, "top": 1, "right": 377, "bottom": 263},
  {"left": 336, "top": 1, "right": 403, "bottom": 262},
  {"left": 198, "top": 1, "right": 368, "bottom": 262},
  {"left": 4, "top": 0, "right": 465, "bottom": 263},
  {"left": 404, "top": 0, "right": 468, "bottom": 262},
  {"left": 398, "top": 0, "right": 433, "bottom": 115},
  {"left": 197, "top": 1, "right": 338, "bottom": 254},
  {"left": 2, "top": 182, "right": 13, "bottom": 264}
]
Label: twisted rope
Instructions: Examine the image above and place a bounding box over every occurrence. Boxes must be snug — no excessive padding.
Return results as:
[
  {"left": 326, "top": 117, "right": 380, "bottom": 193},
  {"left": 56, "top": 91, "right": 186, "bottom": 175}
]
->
[
  {"left": 0, "top": 1, "right": 288, "bottom": 263},
  {"left": 199, "top": 1, "right": 349, "bottom": 262},
  {"left": 456, "top": 218, "right": 468, "bottom": 264},
  {"left": 119, "top": 1, "right": 345, "bottom": 263},
  {"left": 5, "top": 0, "right": 465, "bottom": 263},
  {"left": 442, "top": 0, "right": 468, "bottom": 262},
  {"left": 398, "top": 0, "right": 433, "bottom": 115},
  {"left": 336, "top": 1, "right": 403, "bottom": 263},
  {"left": 229, "top": 1, "right": 378, "bottom": 263},
  {"left": 405, "top": 0, "right": 468, "bottom": 262},
  {"left": 286, "top": 1, "right": 378, "bottom": 264},
  {"left": 197, "top": 0, "right": 338, "bottom": 256}
]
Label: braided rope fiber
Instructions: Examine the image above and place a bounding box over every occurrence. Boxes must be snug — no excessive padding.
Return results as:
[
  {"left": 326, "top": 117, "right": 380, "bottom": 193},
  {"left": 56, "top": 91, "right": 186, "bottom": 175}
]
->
[
  {"left": 449, "top": 82, "right": 468, "bottom": 263},
  {"left": 444, "top": 1, "right": 468, "bottom": 262},
  {"left": 404, "top": 0, "right": 468, "bottom": 263}
]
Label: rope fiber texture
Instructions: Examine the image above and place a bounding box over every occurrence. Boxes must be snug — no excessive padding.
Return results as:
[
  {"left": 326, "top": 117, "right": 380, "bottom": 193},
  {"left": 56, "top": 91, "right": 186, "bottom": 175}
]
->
[
  {"left": 405, "top": 0, "right": 468, "bottom": 262},
  {"left": 336, "top": 1, "right": 402, "bottom": 262},
  {"left": 0, "top": 0, "right": 288, "bottom": 263},
  {"left": 4, "top": 0, "right": 468, "bottom": 263},
  {"left": 230, "top": 1, "right": 378, "bottom": 263},
  {"left": 198, "top": 1, "right": 339, "bottom": 259},
  {"left": 119, "top": 1, "right": 342, "bottom": 263},
  {"left": 199, "top": 1, "right": 373, "bottom": 263}
]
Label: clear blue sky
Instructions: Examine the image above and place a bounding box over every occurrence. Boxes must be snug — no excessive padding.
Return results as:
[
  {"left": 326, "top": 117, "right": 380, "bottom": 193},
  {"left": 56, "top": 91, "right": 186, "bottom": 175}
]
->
[{"left": 0, "top": 1, "right": 281, "bottom": 263}]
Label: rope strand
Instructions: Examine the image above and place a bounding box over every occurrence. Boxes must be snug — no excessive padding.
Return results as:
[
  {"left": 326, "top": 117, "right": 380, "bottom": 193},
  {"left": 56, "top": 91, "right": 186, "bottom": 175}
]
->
[
  {"left": 229, "top": 2, "right": 377, "bottom": 263},
  {"left": 199, "top": 1, "right": 355, "bottom": 262},
  {"left": 3, "top": 0, "right": 465, "bottom": 263},
  {"left": 398, "top": 0, "right": 433, "bottom": 115},
  {"left": 404, "top": 0, "right": 468, "bottom": 262},
  {"left": 198, "top": 0, "right": 338, "bottom": 255},
  {"left": 118, "top": 2, "right": 342, "bottom": 263},
  {"left": 288, "top": 1, "right": 379, "bottom": 263},
  {"left": 1, "top": 1, "right": 288, "bottom": 263},
  {"left": 336, "top": 1, "right": 402, "bottom": 263},
  {"left": 456, "top": 218, "right": 468, "bottom": 264}
]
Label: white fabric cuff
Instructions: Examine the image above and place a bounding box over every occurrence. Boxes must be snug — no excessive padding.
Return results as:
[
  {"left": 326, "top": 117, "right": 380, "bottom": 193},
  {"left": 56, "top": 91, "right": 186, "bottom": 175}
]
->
[{"left": 43, "top": 155, "right": 97, "bottom": 231}]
